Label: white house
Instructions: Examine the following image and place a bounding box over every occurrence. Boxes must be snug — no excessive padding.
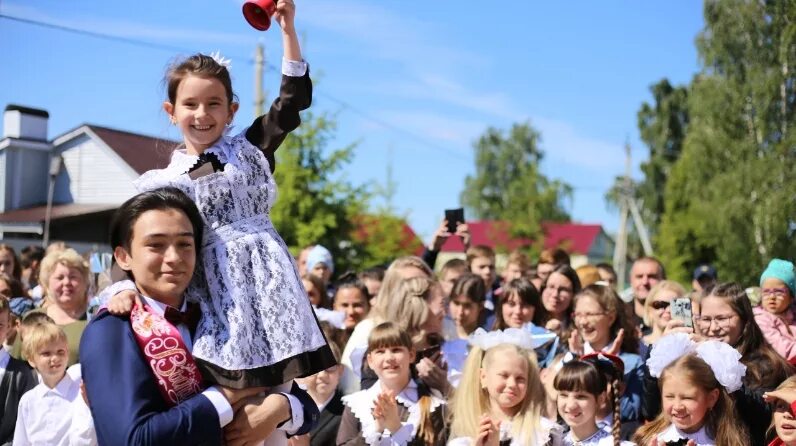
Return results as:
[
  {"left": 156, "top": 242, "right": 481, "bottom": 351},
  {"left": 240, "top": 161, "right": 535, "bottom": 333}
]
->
[{"left": 0, "top": 104, "right": 174, "bottom": 250}]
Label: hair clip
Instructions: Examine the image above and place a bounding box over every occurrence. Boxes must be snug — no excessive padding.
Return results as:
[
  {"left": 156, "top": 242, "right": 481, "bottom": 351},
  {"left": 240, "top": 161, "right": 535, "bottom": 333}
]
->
[
  {"left": 209, "top": 51, "right": 232, "bottom": 69},
  {"left": 469, "top": 327, "right": 535, "bottom": 351}
]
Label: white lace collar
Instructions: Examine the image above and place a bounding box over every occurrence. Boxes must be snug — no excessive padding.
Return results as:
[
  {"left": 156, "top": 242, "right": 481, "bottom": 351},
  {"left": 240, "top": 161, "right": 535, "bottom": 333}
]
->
[
  {"left": 495, "top": 417, "right": 561, "bottom": 446},
  {"left": 166, "top": 132, "right": 238, "bottom": 174},
  {"left": 658, "top": 424, "right": 714, "bottom": 446},
  {"left": 341, "top": 379, "right": 445, "bottom": 446},
  {"left": 564, "top": 427, "right": 611, "bottom": 445}
]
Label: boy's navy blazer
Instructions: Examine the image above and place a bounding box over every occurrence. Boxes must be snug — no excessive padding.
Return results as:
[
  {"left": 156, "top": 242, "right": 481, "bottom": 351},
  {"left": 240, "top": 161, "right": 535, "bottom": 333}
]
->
[{"left": 80, "top": 310, "right": 223, "bottom": 446}]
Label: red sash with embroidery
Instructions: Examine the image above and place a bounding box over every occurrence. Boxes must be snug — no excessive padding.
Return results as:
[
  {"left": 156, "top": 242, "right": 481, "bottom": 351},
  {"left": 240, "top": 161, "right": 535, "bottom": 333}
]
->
[{"left": 130, "top": 302, "right": 204, "bottom": 406}]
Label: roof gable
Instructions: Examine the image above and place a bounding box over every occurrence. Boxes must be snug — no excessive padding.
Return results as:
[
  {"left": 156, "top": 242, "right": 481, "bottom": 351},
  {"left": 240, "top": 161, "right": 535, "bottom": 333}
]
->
[{"left": 87, "top": 125, "right": 176, "bottom": 174}]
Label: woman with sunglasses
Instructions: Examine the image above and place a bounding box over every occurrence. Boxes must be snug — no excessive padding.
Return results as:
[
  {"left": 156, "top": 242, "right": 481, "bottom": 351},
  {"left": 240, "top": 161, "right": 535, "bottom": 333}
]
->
[{"left": 641, "top": 281, "right": 687, "bottom": 350}]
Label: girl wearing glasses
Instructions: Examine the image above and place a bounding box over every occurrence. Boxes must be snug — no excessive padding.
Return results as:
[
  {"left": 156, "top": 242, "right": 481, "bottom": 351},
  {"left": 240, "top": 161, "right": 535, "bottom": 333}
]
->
[
  {"left": 753, "top": 259, "right": 796, "bottom": 361},
  {"left": 568, "top": 285, "right": 645, "bottom": 426}
]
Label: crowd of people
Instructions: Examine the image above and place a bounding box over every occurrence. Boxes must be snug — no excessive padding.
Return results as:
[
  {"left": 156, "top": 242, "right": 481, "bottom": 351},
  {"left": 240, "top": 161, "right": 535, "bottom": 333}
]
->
[
  {"left": 4, "top": 233, "right": 796, "bottom": 446},
  {"left": 3, "top": 1, "right": 796, "bottom": 445}
]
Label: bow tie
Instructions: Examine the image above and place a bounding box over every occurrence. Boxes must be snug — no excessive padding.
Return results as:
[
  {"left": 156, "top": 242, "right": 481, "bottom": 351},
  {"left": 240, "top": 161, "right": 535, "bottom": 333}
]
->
[{"left": 163, "top": 305, "right": 193, "bottom": 326}]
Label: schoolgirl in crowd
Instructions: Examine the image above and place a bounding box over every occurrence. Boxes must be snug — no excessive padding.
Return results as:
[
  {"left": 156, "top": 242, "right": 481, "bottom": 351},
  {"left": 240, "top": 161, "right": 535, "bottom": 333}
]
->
[
  {"left": 444, "top": 273, "right": 487, "bottom": 341},
  {"left": 634, "top": 333, "right": 749, "bottom": 446},
  {"left": 336, "top": 322, "right": 447, "bottom": 446},
  {"left": 449, "top": 327, "right": 562, "bottom": 446},
  {"left": 554, "top": 355, "right": 632, "bottom": 446},
  {"left": 535, "top": 265, "right": 581, "bottom": 335}
]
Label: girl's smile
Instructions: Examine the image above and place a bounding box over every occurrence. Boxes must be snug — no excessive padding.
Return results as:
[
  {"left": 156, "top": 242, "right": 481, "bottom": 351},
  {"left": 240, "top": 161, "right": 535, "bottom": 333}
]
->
[{"left": 164, "top": 74, "right": 239, "bottom": 156}]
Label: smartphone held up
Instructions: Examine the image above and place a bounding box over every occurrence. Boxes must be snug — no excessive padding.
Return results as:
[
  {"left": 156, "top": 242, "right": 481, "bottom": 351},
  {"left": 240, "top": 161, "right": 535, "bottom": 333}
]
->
[
  {"left": 444, "top": 208, "right": 465, "bottom": 234},
  {"left": 670, "top": 297, "right": 693, "bottom": 328}
]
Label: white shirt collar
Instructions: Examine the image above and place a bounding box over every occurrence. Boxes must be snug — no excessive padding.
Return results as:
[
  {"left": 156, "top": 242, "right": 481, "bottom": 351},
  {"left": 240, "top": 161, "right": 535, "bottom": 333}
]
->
[
  {"left": 0, "top": 348, "right": 10, "bottom": 370},
  {"left": 316, "top": 392, "right": 336, "bottom": 413},
  {"left": 597, "top": 413, "right": 613, "bottom": 432},
  {"left": 658, "top": 424, "right": 714, "bottom": 445},
  {"left": 140, "top": 294, "right": 186, "bottom": 317},
  {"left": 44, "top": 371, "right": 78, "bottom": 397}
]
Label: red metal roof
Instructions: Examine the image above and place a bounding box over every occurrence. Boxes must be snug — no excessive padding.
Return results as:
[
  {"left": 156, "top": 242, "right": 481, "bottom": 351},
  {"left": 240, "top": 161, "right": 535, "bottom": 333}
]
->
[{"left": 439, "top": 220, "right": 604, "bottom": 254}]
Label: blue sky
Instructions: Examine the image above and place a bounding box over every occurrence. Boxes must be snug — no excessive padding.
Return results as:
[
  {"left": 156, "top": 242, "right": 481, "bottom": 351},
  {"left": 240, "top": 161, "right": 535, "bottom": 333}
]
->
[{"left": 0, "top": 1, "right": 704, "bottom": 241}]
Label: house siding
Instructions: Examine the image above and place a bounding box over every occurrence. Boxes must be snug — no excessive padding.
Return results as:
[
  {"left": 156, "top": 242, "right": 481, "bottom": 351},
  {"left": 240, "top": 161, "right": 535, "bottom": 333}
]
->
[
  {"left": 4, "top": 146, "right": 49, "bottom": 210},
  {"left": 57, "top": 136, "right": 139, "bottom": 204}
]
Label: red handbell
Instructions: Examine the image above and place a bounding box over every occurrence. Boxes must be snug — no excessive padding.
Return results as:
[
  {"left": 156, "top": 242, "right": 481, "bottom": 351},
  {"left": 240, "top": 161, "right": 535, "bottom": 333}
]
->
[{"left": 242, "top": 0, "right": 277, "bottom": 31}]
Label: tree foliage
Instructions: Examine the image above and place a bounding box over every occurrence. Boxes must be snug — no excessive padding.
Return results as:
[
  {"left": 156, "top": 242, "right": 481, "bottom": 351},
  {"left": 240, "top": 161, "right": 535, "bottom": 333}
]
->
[
  {"left": 272, "top": 110, "right": 418, "bottom": 274},
  {"left": 637, "top": 80, "right": 690, "bottom": 232},
  {"left": 655, "top": 0, "right": 796, "bottom": 284},
  {"left": 460, "top": 122, "right": 572, "bottom": 250}
]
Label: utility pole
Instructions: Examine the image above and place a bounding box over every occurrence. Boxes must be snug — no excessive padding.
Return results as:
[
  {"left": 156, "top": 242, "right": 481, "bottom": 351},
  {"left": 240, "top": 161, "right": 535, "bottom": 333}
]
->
[
  {"left": 613, "top": 141, "right": 653, "bottom": 290},
  {"left": 254, "top": 43, "right": 265, "bottom": 117}
]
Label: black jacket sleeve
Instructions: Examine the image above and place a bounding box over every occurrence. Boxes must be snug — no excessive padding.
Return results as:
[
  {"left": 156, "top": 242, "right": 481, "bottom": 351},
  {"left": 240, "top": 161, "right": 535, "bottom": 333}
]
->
[{"left": 245, "top": 70, "right": 313, "bottom": 173}]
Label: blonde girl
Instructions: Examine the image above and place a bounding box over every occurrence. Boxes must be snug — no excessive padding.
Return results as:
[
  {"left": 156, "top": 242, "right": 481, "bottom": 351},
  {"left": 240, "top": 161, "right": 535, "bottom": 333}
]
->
[
  {"left": 449, "top": 328, "right": 562, "bottom": 446},
  {"left": 554, "top": 357, "right": 632, "bottom": 446},
  {"left": 633, "top": 333, "right": 749, "bottom": 446},
  {"left": 336, "top": 322, "right": 447, "bottom": 446},
  {"left": 763, "top": 375, "right": 796, "bottom": 446}
]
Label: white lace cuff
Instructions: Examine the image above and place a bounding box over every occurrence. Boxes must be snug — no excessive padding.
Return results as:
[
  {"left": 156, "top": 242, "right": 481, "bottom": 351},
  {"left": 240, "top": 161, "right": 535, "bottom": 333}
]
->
[
  {"left": 282, "top": 58, "right": 308, "bottom": 77},
  {"left": 380, "top": 423, "right": 414, "bottom": 445},
  {"left": 97, "top": 280, "right": 136, "bottom": 307}
]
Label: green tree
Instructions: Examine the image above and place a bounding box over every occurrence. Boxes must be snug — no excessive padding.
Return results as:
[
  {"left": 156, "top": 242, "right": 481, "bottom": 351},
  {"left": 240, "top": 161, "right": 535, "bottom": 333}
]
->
[
  {"left": 636, "top": 79, "right": 690, "bottom": 232},
  {"left": 272, "top": 111, "right": 421, "bottom": 273},
  {"left": 460, "top": 122, "right": 572, "bottom": 250},
  {"left": 656, "top": 0, "right": 796, "bottom": 284}
]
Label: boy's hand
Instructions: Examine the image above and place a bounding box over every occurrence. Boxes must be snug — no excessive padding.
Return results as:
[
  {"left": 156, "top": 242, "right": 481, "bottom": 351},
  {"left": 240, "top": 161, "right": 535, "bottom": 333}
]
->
[
  {"left": 219, "top": 386, "right": 267, "bottom": 406},
  {"left": 107, "top": 290, "right": 139, "bottom": 315},
  {"left": 225, "top": 392, "right": 291, "bottom": 446},
  {"left": 274, "top": 0, "right": 296, "bottom": 34}
]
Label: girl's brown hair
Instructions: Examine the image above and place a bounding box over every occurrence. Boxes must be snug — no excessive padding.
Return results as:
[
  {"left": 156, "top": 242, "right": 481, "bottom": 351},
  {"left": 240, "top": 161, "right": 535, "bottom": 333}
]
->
[
  {"left": 573, "top": 284, "right": 639, "bottom": 353},
  {"left": 367, "top": 322, "right": 440, "bottom": 445},
  {"left": 0, "top": 273, "right": 25, "bottom": 298},
  {"left": 493, "top": 278, "right": 540, "bottom": 330},
  {"left": 301, "top": 273, "right": 328, "bottom": 308},
  {"left": 704, "top": 282, "right": 793, "bottom": 390},
  {"left": 534, "top": 264, "right": 582, "bottom": 328},
  {"left": 554, "top": 360, "right": 621, "bottom": 446},
  {"left": 0, "top": 244, "right": 22, "bottom": 281},
  {"left": 449, "top": 273, "right": 486, "bottom": 303},
  {"left": 165, "top": 54, "right": 237, "bottom": 105},
  {"left": 633, "top": 354, "right": 749, "bottom": 445}
]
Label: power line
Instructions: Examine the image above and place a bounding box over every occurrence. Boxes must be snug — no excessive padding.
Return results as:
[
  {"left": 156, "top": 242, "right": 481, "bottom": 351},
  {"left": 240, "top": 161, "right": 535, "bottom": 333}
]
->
[{"left": 0, "top": 12, "right": 469, "bottom": 162}]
